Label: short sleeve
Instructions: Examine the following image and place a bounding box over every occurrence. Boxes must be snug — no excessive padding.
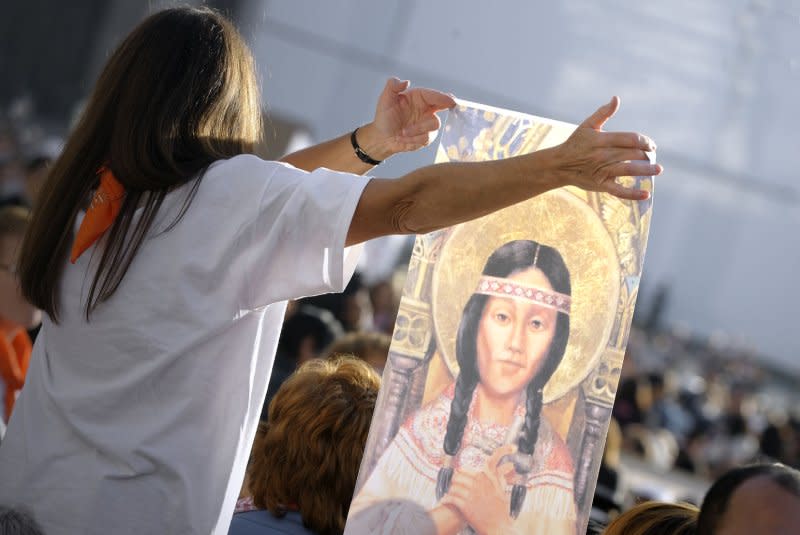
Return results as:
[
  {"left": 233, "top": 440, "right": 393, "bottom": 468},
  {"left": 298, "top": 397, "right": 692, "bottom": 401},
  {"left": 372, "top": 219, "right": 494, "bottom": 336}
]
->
[{"left": 231, "top": 157, "right": 370, "bottom": 308}]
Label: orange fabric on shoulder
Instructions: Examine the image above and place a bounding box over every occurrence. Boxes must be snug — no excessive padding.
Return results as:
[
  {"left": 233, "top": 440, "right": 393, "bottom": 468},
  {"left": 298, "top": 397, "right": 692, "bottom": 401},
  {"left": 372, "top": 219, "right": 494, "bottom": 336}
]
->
[
  {"left": 70, "top": 167, "right": 125, "bottom": 263},
  {"left": 0, "top": 319, "right": 32, "bottom": 423}
]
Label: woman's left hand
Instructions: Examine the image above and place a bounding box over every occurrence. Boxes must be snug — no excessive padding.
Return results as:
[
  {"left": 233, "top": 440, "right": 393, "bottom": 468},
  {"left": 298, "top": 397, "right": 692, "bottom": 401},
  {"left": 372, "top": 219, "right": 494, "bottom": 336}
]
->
[
  {"left": 360, "top": 77, "right": 456, "bottom": 159},
  {"left": 440, "top": 444, "right": 520, "bottom": 535}
]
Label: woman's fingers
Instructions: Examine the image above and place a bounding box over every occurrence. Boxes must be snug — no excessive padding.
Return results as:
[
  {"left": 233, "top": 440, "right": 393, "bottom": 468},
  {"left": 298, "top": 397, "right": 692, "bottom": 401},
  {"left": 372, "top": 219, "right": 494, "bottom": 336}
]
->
[
  {"left": 408, "top": 87, "right": 457, "bottom": 110},
  {"left": 401, "top": 115, "right": 442, "bottom": 137},
  {"left": 603, "top": 160, "right": 662, "bottom": 180},
  {"left": 579, "top": 96, "right": 620, "bottom": 131},
  {"left": 389, "top": 77, "right": 410, "bottom": 94},
  {"left": 600, "top": 131, "right": 656, "bottom": 151},
  {"left": 604, "top": 181, "right": 651, "bottom": 201},
  {"left": 603, "top": 148, "right": 653, "bottom": 164}
]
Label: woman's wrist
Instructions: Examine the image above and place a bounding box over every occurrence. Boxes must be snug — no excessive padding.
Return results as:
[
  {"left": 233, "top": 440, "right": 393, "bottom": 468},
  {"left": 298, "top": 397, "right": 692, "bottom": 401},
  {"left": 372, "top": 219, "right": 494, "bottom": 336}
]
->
[
  {"left": 354, "top": 122, "right": 395, "bottom": 163},
  {"left": 519, "top": 147, "right": 567, "bottom": 195}
]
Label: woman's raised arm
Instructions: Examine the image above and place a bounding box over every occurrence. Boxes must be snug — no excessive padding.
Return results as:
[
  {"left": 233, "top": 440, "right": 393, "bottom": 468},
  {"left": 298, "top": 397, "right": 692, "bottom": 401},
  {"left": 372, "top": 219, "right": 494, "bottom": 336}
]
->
[
  {"left": 346, "top": 96, "right": 661, "bottom": 247},
  {"left": 280, "top": 78, "right": 456, "bottom": 173}
]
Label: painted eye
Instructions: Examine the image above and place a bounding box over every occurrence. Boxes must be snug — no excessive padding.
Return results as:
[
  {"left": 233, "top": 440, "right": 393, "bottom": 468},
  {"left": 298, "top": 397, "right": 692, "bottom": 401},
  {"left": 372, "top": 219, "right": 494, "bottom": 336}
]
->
[
  {"left": 494, "top": 312, "right": 510, "bottom": 323},
  {"left": 529, "top": 318, "right": 544, "bottom": 330}
]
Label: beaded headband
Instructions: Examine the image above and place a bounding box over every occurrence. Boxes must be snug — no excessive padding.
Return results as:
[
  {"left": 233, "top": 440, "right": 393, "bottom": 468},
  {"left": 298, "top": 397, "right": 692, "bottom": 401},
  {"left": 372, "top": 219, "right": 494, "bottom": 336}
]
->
[{"left": 475, "top": 275, "right": 571, "bottom": 315}]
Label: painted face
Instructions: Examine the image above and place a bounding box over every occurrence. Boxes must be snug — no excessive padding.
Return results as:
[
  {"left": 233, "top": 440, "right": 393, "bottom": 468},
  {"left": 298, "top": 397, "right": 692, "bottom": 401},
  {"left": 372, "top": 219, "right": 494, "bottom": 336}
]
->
[{"left": 475, "top": 267, "right": 559, "bottom": 400}]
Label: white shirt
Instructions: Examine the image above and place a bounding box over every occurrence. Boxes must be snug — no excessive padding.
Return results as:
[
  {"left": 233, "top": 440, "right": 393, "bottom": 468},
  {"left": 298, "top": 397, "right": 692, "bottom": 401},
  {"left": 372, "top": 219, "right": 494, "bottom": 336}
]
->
[{"left": 0, "top": 155, "right": 370, "bottom": 534}]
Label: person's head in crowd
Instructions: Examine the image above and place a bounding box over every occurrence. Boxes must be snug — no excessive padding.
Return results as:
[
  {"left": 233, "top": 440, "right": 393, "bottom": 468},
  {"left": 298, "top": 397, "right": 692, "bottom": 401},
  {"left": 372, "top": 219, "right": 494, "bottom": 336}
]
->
[
  {"left": 301, "top": 273, "right": 368, "bottom": 332},
  {"left": 759, "top": 421, "right": 785, "bottom": 461},
  {"left": 646, "top": 371, "right": 666, "bottom": 401},
  {"left": 613, "top": 376, "right": 649, "bottom": 428},
  {"left": 240, "top": 357, "right": 380, "bottom": 535},
  {"left": 23, "top": 137, "right": 62, "bottom": 206},
  {"left": 277, "top": 306, "right": 343, "bottom": 367},
  {"left": 601, "top": 500, "right": 698, "bottom": 535},
  {"left": 368, "top": 279, "right": 398, "bottom": 335},
  {"left": 0, "top": 206, "right": 40, "bottom": 327},
  {"left": 0, "top": 128, "right": 26, "bottom": 209},
  {"left": 675, "top": 423, "right": 711, "bottom": 476},
  {"left": 325, "top": 331, "right": 391, "bottom": 374},
  {"left": 696, "top": 463, "right": 800, "bottom": 535},
  {"left": 0, "top": 506, "right": 45, "bottom": 535}
]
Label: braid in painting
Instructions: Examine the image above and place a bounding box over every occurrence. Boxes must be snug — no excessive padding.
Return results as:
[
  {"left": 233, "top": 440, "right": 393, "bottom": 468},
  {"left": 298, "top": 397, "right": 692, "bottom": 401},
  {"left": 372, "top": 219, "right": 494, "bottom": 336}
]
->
[
  {"left": 509, "top": 243, "right": 571, "bottom": 518},
  {"left": 436, "top": 292, "right": 484, "bottom": 500}
]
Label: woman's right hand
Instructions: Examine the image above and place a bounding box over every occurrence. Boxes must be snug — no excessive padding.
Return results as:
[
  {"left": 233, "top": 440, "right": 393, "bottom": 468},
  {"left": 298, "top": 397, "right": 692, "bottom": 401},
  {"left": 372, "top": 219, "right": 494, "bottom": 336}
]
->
[{"left": 543, "top": 96, "right": 662, "bottom": 201}]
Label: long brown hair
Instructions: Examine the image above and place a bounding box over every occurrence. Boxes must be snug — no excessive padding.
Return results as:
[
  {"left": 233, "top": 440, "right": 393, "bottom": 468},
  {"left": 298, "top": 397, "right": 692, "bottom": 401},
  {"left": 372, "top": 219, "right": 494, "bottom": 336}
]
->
[
  {"left": 247, "top": 357, "right": 380, "bottom": 535},
  {"left": 18, "top": 7, "right": 262, "bottom": 320}
]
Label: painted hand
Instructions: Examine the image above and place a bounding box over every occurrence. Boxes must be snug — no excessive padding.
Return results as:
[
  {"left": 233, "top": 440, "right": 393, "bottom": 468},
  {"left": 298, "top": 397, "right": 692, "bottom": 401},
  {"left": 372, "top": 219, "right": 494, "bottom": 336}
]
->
[{"left": 440, "top": 444, "right": 520, "bottom": 535}]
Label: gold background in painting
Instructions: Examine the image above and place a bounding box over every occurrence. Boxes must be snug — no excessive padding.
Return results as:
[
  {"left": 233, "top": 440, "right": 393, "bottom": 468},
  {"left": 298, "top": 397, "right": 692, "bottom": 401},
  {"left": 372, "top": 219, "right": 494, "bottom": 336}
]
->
[{"left": 430, "top": 189, "right": 621, "bottom": 403}]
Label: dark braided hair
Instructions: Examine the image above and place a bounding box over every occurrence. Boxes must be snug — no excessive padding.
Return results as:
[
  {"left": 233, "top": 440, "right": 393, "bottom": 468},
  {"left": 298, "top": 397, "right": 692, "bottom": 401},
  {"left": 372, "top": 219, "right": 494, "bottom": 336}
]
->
[{"left": 435, "top": 240, "right": 571, "bottom": 520}]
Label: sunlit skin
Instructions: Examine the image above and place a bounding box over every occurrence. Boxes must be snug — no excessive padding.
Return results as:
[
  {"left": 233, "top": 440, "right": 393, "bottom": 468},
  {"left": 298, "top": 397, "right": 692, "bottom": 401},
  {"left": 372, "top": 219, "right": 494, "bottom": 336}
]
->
[{"left": 474, "top": 267, "right": 558, "bottom": 427}]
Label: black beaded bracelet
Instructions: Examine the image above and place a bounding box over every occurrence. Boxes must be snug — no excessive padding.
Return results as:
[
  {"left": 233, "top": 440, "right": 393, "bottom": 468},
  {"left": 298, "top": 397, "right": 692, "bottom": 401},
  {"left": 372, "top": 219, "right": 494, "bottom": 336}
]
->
[{"left": 350, "top": 128, "right": 382, "bottom": 165}]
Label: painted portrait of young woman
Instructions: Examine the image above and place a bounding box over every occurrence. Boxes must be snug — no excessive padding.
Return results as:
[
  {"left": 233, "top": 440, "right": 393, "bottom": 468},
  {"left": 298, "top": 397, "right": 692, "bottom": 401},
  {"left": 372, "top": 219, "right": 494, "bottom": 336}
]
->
[{"left": 344, "top": 103, "right": 653, "bottom": 535}]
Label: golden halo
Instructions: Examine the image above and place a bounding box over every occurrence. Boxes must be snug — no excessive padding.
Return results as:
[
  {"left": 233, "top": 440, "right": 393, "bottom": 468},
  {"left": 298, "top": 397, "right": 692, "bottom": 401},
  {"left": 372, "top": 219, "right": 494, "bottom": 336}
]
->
[{"left": 431, "top": 189, "right": 620, "bottom": 403}]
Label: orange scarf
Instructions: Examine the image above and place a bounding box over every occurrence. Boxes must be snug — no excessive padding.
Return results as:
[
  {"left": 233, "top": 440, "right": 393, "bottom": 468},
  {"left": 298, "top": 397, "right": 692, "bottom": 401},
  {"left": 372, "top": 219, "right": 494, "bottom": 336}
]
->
[
  {"left": 0, "top": 319, "right": 32, "bottom": 423},
  {"left": 70, "top": 167, "right": 125, "bottom": 263}
]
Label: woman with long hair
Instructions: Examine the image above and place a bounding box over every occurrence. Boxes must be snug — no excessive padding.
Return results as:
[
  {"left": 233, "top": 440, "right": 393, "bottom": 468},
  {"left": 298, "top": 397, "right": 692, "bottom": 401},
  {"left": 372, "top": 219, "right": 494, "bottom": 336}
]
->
[
  {"left": 0, "top": 6, "right": 660, "bottom": 534},
  {"left": 349, "top": 240, "right": 577, "bottom": 534}
]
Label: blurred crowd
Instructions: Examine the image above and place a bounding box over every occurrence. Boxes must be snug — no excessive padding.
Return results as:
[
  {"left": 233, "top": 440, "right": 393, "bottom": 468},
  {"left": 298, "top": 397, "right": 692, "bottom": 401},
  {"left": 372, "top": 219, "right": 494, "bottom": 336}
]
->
[
  {"left": 617, "top": 325, "right": 798, "bottom": 476},
  {"left": 589, "top": 320, "right": 800, "bottom": 525}
]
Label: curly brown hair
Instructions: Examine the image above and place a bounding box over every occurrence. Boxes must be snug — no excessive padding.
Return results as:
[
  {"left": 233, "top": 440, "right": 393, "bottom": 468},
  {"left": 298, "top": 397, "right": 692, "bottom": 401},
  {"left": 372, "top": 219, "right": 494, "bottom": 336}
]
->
[
  {"left": 602, "top": 501, "right": 698, "bottom": 535},
  {"left": 247, "top": 357, "right": 380, "bottom": 535}
]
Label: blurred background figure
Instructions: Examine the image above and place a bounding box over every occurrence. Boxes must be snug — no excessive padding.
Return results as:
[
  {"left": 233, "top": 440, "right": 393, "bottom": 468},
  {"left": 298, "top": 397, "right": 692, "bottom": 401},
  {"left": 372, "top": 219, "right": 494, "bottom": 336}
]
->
[
  {"left": 0, "top": 206, "right": 40, "bottom": 430},
  {"left": 233, "top": 357, "right": 380, "bottom": 535}
]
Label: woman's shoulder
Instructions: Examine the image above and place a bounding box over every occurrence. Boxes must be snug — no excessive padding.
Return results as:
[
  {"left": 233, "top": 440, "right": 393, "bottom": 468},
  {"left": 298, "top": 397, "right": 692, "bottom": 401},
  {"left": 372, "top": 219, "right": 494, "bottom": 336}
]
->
[
  {"left": 184, "top": 155, "right": 302, "bottom": 219},
  {"left": 204, "top": 154, "right": 287, "bottom": 189}
]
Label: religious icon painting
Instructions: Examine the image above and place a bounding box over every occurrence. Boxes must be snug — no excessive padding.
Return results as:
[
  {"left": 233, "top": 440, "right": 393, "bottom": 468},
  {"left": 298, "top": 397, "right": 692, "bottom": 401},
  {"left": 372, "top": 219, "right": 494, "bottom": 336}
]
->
[{"left": 344, "top": 101, "right": 654, "bottom": 535}]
